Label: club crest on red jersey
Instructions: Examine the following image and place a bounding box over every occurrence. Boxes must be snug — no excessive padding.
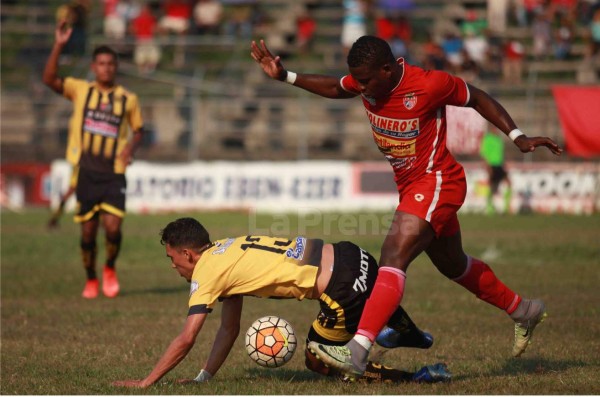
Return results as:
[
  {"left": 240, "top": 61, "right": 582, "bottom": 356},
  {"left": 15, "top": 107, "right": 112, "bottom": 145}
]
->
[{"left": 403, "top": 92, "right": 417, "bottom": 110}]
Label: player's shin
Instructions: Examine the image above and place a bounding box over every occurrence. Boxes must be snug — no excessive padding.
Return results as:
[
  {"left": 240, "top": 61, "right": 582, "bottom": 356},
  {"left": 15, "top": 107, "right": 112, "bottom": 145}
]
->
[
  {"left": 355, "top": 267, "right": 406, "bottom": 348},
  {"left": 105, "top": 231, "right": 122, "bottom": 269},
  {"left": 452, "top": 256, "right": 521, "bottom": 314},
  {"left": 80, "top": 239, "right": 97, "bottom": 279}
]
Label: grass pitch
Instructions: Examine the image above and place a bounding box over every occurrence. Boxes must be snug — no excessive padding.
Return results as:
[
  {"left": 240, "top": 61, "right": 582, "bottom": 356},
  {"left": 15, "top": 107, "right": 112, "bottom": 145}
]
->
[{"left": 1, "top": 210, "right": 599, "bottom": 394}]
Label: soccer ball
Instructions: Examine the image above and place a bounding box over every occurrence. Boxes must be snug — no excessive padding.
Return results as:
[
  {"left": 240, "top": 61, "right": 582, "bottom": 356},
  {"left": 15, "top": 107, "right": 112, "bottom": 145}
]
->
[{"left": 245, "top": 316, "right": 297, "bottom": 368}]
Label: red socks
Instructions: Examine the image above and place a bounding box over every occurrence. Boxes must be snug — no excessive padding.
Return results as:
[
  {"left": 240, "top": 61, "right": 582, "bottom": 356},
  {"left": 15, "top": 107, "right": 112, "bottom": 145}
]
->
[
  {"left": 453, "top": 256, "right": 521, "bottom": 314},
  {"left": 356, "top": 267, "right": 406, "bottom": 342}
]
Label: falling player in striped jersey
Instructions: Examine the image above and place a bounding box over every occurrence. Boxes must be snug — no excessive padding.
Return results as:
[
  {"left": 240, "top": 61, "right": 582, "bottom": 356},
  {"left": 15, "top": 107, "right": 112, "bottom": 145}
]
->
[
  {"left": 251, "top": 35, "right": 562, "bottom": 380},
  {"left": 113, "top": 217, "right": 450, "bottom": 388}
]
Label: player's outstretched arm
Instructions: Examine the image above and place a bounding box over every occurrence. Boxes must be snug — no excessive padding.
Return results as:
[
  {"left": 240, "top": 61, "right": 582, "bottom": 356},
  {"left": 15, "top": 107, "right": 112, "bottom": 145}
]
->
[
  {"left": 467, "top": 84, "right": 563, "bottom": 155},
  {"left": 199, "top": 296, "right": 243, "bottom": 380},
  {"left": 250, "top": 39, "right": 355, "bottom": 100},
  {"left": 112, "top": 313, "right": 207, "bottom": 388},
  {"left": 42, "top": 21, "right": 72, "bottom": 94}
]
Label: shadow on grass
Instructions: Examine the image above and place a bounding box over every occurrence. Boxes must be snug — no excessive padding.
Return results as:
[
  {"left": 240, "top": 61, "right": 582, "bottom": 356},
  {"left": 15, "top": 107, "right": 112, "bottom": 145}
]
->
[
  {"left": 245, "top": 367, "right": 322, "bottom": 382},
  {"left": 491, "top": 357, "right": 587, "bottom": 376},
  {"left": 119, "top": 286, "right": 188, "bottom": 296}
]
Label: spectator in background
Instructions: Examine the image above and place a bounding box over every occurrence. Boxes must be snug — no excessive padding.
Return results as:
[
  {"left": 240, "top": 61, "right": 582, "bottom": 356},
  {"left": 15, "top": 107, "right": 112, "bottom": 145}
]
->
[
  {"left": 441, "top": 32, "right": 463, "bottom": 73},
  {"left": 548, "top": 0, "right": 578, "bottom": 23},
  {"left": 296, "top": 5, "right": 317, "bottom": 54},
  {"left": 375, "top": 0, "right": 413, "bottom": 59},
  {"left": 457, "top": 48, "right": 479, "bottom": 83},
  {"left": 193, "top": 0, "right": 223, "bottom": 35},
  {"left": 514, "top": 0, "right": 546, "bottom": 27},
  {"left": 589, "top": 7, "right": 600, "bottom": 58},
  {"left": 103, "top": 0, "right": 126, "bottom": 40},
  {"left": 554, "top": 14, "right": 574, "bottom": 59},
  {"left": 341, "top": 0, "right": 370, "bottom": 54},
  {"left": 223, "top": 0, "right": 257, "bottom": 39},
  {"left": 503, "top": 39, "right": 525, "bottom": 83},
  {"left": 131, "top": 2, "right": 161, "bottom": 74},
  {"left": 159, "top": 0, "right": 192, "bottom": 35},
  {"left": 532, "top": 10, "right": 552, "bottom": 60},
  {"left": 422, "top": 32, "right": 448, "bottom": 71},
  {"left": 463, "top": 26, "right": 488, "bottom": 69},
  {"left": 375, "top": 13, "right": 412, "bottom": 60}
]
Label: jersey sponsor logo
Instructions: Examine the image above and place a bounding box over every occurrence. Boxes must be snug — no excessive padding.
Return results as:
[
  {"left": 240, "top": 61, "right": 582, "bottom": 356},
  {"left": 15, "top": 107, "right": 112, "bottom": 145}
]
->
[
  {"left": 353, "top": 249, "right": 370, "bottom": 293},
  {"left": 385, "top": 155, "right": 417, "bottom": 170},
  {"left": 84, "top": 109, "right": 122, "bottom": 138},
  {"left": 403, "top": 92, "right": 417, "bottom": 110},
  {"left": 373, "top": 133, "right": 417, "bottom": 157},
  {"left": 285, "top": 236, "right": 306, "bottom": 260},
  {"left": 366, "top": 109, "right": 419, "bottom": 140},
  {"left": 212, "top": 238, "right": 235, "bottom": 255},
  {"left": 190, "top": 280, "right": 199, "bottom": 296}
]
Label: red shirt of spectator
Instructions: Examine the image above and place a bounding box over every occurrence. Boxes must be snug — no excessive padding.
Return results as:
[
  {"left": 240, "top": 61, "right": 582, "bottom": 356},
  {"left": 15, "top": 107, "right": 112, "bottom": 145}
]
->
[
  {"left": 132, "top": 7, "right": 158, "bottom": 40},
  {"left": 164, "top": 0, "right": 191, "bottom": 19}
]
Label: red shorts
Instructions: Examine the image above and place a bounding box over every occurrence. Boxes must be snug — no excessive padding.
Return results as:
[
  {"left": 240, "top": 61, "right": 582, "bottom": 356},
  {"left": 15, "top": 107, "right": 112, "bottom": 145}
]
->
[{"left": 396, "top": 165, "right": 466, "bottom": 237}]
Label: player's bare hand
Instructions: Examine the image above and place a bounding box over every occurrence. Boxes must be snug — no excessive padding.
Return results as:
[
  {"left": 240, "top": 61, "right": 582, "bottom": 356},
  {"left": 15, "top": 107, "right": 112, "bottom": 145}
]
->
[
  {"left": 251, "top": 40, "right": 286, "bottom": 81},
  {"left": 514, "top": 135, "right": 563, "bottom": 155},
  {"left": 55, "top": 21, "right": 73, "bottom": 46},
  {"left": 119, "top": 145, "right": 134, "bottom": 165},
  {"left": 111, "top": 379, "right": 148, "bottom": 388},
  {"left": 175, "top": 378, "right": 196, "bottom": 385}
]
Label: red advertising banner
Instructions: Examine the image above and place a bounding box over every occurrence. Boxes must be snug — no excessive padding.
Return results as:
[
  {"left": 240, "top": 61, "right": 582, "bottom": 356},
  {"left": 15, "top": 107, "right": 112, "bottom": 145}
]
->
[{"left": 552, "top": 85, "right": 600, "bottom": 158}]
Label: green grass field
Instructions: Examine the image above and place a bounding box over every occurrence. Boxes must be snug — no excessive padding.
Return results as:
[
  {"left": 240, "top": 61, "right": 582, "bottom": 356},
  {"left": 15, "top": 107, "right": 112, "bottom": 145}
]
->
[{"left": 2, "top": 210, "right": 599, "bottom": 394}]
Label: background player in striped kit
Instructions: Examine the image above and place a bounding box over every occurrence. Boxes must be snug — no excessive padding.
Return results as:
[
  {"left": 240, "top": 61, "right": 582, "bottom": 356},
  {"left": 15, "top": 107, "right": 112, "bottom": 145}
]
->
[{"left": 43, "top": 21, "right": 145, "bottom": 299}]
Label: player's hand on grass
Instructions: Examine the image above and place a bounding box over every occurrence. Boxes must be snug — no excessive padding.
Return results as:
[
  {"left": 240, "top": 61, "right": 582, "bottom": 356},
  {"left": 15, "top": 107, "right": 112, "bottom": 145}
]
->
[
  {"left": 111, "top": 379, "right": 149, "bottom": 388},
  {"left": 251, "top": 40, "right": 287, "bottom": 82},
  {"left": 514, "top": 135, "right": 563, "bottom": 155},
  {"left": 55, "top": 21, "right": 72, "bottom": 47}
]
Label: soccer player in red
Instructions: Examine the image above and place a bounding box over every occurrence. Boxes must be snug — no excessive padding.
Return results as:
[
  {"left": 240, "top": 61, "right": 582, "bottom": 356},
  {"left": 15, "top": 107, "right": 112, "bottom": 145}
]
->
[{"left": 251, "top": 35, "right": 562, "bottom": 380}]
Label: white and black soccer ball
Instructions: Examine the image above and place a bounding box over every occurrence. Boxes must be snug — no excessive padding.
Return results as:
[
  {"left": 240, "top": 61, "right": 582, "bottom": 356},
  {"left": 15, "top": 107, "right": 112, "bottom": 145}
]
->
[{"left": 245, "top": 316, "right": 297, "bottom": 368}]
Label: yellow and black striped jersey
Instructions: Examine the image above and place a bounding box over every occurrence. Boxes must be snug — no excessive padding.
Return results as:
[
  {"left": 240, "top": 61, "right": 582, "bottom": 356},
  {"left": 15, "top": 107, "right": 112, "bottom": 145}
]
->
[
  {"left": 63, "top": 77, "right": 143, "bottom": 174},
  {"left": 188, "top": 235, "right": 324, "bottom": 315}
]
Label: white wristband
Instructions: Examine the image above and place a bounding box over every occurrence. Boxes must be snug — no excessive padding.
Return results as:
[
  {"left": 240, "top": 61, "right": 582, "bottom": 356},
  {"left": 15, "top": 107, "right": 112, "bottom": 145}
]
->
[
  {"left": 285, "top": 71, "right": 297, "bottom": 85},
  {"left": 193, "top": 369, "right": 212, "bottom": 383},
  {"left": 508, "top": 129, "right": 524, "bottom": 141}
]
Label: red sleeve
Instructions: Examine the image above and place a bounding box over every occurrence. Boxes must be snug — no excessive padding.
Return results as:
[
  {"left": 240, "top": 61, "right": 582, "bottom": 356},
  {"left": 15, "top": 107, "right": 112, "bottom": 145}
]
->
[
  {"left": 340, "top": 74, "right": 361, "bottom": 95},
  {"left": 425, "top": 70, "right": 470, "bottom": 109}
]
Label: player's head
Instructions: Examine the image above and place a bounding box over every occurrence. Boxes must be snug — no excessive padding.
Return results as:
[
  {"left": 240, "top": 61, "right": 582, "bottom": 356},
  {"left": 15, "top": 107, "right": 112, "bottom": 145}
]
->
[
  {"left": 91, "top": 45, "right": 118, "bottom": 86},
  {"left": 347, "top": 35, "right": 399, "bottom": 100},
  {"left": 161, "top": 217, "right": 211, "bottom": 251},
  {"left": 160, "top": 218, "right": 211, "bottom": 282}
]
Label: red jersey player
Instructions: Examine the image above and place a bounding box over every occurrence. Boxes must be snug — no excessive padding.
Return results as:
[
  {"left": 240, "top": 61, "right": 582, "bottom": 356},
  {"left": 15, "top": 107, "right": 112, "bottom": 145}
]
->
[{"left": 251, "top": 35, "right": 562, "bottom": 380}]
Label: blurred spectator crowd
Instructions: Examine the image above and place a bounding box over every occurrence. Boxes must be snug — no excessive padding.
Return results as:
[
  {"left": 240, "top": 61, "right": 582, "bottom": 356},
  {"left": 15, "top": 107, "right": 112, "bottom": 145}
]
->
[{"left": 53, "top": 0, "right": 600, "bottom": 82}]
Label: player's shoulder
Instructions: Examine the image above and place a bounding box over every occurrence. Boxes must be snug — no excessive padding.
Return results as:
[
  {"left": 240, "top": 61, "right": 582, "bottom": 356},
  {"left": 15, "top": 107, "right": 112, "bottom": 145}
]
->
[{"left": 116, "top": 84, "right": 140, "bottom": 100}]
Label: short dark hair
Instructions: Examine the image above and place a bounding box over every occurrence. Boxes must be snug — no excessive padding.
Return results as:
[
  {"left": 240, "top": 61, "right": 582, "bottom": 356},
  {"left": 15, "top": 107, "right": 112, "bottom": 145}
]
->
[
  {"left": 160, "top": 218, "right": 211, "bottom": 251},
  {"left": 92, "top": 45, "right": 118, "bottom": 62},
  {"left": 347, "top": 35, "right": 395, "bottom": 68}
]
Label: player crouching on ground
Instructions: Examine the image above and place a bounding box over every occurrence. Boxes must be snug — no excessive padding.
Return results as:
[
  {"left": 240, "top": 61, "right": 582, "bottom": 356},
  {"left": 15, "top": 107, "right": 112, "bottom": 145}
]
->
[{"left": 113, "top": 217, "right": 450, "bottom": 387}]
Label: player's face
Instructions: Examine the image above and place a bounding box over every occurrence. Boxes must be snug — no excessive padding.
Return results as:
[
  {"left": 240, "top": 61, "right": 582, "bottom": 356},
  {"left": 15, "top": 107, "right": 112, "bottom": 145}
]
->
[
  {"left": 349, "top": 63, "right": 394, "bottom": 100},
  {"left": 92, "top": 53, "right": 117, "bottom": 86},
  {"left": 165, "top": 244, "right": 194, "bottom": 282}
]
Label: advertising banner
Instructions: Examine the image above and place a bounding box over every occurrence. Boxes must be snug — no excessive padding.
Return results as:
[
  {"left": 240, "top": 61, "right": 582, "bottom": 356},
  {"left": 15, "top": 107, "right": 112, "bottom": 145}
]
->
[
  {"left": 552, "top": 85, "right": 600, "bottom": 158},
  {"left": 49, "top": 160, "right": 599, "bottom": 215}
]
